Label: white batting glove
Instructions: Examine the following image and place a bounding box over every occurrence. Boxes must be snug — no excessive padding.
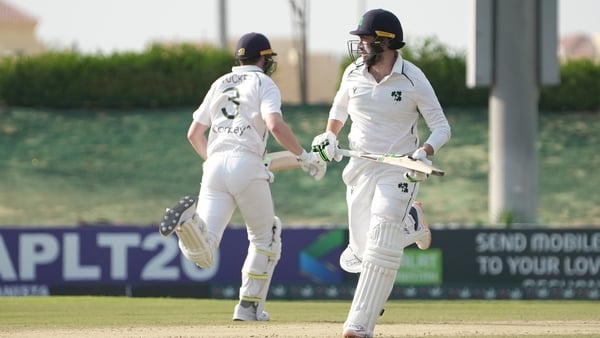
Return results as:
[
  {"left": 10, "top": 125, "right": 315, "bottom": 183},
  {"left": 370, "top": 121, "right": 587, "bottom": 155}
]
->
[
  {"left": 409, "top": 147, "right": 428, "bottom": 161},
  {"left": 404, "top": 168, "right": 430, "bottom": 182},
  {"left": 266, "top": 169, "right": 275, "bottom": 183},
  {"left": 405, "top": 147, "right": 430, "bottom": 182},
  {"left": 311, "top": 131, "right": 343, "bottom": 162},
  {"left": 297, "top": 149, "right": 327, "bottom": 181}
]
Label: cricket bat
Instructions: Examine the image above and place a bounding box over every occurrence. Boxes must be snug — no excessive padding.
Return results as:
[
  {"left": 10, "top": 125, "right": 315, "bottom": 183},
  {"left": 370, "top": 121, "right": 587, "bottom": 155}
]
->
[
  {"left": 337, "top": 149, "right": 445, "bottom": 176},
  {"left": 264, "top": 151, "right": 300, "bottom": 172}
]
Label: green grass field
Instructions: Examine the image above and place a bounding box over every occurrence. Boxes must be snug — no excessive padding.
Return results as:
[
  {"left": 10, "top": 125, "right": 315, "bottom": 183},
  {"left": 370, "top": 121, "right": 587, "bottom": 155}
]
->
[
  {"left": 0, "top": 297, "right": 599, "bottom": 337},
  {"left": 0, "top": 106, "right": 598, "bottom": 227}
]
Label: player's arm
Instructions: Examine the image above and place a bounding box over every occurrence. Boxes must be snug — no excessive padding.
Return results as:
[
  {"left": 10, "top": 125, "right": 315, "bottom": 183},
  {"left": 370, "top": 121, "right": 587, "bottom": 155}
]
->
[
  {"left": 187, "top": 120, "right": 209, "bottom": 160},
  {"left": 412, "top": 70, "right": 451, "bottom": 156},
  {"left": 311, "top": 82, "right": 347, "bottom": 162},
  {"left": 264, "top": 113, "right": 304, "bottom": 156},
  {"left": 325, "top": 119, "right": 344, "bottom": 137},
  {"left": 265, "top": 112, "right": 326, "bottom": 180},
  {"left": 418, "top": 143, "right": 435, "bottom": 157}
]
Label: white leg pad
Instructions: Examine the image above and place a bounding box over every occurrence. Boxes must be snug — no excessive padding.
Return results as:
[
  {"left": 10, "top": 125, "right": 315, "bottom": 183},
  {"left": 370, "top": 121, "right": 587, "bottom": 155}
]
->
[
  {"left": 176, "top": 215, "right": 214, "bottom": 268},
  {"left": 239, "top": 217, "right": 282, "bottom": 319},
  {"left": 344, "top": 222, "right": 404, "bottom": 338}
]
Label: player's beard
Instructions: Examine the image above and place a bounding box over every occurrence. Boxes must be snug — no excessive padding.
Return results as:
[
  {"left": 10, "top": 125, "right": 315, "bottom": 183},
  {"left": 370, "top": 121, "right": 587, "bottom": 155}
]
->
[{"left": 359, "top": 44, "right": 382, "bottom": 67}]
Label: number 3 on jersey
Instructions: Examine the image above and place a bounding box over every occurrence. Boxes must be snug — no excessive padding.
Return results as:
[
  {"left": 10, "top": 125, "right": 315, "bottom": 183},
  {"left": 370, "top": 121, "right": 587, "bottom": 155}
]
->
[{"left": 221, "top": 87, "right": 240, "bottom": 119}]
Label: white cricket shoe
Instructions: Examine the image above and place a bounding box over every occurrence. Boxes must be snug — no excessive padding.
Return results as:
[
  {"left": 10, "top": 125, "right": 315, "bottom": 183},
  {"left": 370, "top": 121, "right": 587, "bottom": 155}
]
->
[
  {"left": 159, "top": 195, "right": 197, "bottom": 237},
  {"left": 342, "top": 323, "right": 368, "bottom": 338},
  {"left": 339, "top": 246, "right": 362, "bottom": 273},
  {"left": 410, "top": 201, "right": 431, "bottom": 249},
  {"left": 232, "top": 303, "right": 270, "bottom": 321}
]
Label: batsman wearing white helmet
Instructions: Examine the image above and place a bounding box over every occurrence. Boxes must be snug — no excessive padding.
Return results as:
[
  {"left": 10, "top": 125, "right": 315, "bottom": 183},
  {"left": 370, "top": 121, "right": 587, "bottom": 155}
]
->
[
  {"left": 311, "top": 9, "right": 451, "bottom": 338},
  {"left": 159, "top": 32, "right": 326, "bottom": 321}
]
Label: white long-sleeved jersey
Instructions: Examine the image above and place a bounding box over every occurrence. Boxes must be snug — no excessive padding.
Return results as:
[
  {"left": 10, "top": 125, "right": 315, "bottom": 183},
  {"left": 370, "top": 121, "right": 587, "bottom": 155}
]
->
[{"left": 329, "top": 54, "right": 451, "bottom": 155}]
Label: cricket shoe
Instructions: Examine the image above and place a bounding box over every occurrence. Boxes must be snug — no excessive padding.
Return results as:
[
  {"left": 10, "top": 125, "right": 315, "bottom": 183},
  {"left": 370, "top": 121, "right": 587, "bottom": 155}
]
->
[
  {"left": 342, "top": 323, "right": 369, "bottom": 338},
  {"left": 339, "top": 246, "right": 362, "bottom": 273},
  {"left": 159, "top": 195, "right": 197, "bottom": 237},
  {"left": 410, "top": 201, "right": 431, "bottom": 249},
  {"left": 232, "top": 303, "right": 270, "bottom": 321}
]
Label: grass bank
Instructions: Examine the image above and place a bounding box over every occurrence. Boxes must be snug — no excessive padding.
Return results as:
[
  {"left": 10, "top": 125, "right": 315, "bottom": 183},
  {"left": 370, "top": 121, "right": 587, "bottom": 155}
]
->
[{"left": 0, "top": 107, "right": 598, "bottom": 227}]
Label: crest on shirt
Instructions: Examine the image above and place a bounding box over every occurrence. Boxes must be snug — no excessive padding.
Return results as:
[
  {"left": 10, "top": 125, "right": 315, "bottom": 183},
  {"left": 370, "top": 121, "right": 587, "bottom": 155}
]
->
[
  {"left": 398, "top": 182, "right": 409, "bottom": 193},
  {"left": 391, "top": 90, "right": 402, "bottom": 102}
]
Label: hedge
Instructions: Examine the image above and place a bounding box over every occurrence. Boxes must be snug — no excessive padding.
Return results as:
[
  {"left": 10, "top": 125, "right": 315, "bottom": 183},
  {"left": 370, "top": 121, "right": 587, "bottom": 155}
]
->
[
  {"left": 0, "top": 40, "right": 598, "bottom": 111},
  {"left": 0, "top": 44, "right": 234, "bottom": 109}
]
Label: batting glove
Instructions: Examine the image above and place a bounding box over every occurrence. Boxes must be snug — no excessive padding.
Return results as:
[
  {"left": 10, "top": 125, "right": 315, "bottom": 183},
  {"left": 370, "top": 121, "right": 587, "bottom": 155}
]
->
[
  {"left": 311, "top": 131, "right": 343, "bottom": 162},
  {"left": 266, "top": 169, "right": 275, "bottom": 183},
  {"left": 404, "top": 169, "right": 430, "bottom": 182},
  {"left": 405, "top": 147, "right": 431, "bottom": 182},
  {"left": 297, "top": 149, "right": 327, "bottom": 181},
  {"left": 409, "top": 147, "right": 428, "bottom": 161}
]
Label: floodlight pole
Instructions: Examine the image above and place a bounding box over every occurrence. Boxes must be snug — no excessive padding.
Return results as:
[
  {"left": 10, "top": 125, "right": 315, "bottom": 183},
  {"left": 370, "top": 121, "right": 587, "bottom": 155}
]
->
[
  {"left": 489, "top": 0, "right": 539, "bottom": 225},
  {"left": 467, "top": 0, "right": 559, "bottom": 225},
  {"left": 218, "top": 0, "right": 228, "bottom": 50},
  {"left": 290, "top": 0, "right": 308, "bottom": 105}
]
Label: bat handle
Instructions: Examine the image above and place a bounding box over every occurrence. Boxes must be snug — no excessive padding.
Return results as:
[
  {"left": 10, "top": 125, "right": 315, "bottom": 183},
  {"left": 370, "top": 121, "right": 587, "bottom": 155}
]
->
[{"left": 336, "top": 149, "right": 355, "bottom": 158}]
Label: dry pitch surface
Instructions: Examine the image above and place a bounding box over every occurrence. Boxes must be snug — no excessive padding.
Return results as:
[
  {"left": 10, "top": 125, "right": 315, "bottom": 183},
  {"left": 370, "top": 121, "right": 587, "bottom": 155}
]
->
[
  {"left": 1, "top": 298, "right": 599, "bottom": 337},
  {"left": 5, "top": 321, "right": 600, "bottom": 337}
]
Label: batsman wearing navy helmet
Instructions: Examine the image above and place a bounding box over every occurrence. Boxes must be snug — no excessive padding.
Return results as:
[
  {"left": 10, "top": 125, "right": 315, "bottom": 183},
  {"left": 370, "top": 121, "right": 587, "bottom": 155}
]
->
[
  {"left": 159, "top": 32, "right": 325, "bottom": 322},
  {"left": 311, "top": 9, "right": 451, "bottom": 338}
]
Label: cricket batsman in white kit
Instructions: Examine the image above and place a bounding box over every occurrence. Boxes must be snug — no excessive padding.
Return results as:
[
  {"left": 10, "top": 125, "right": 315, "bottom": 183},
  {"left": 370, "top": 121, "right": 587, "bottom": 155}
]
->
[
  {"left": 311, "top": 9, "right": 451, "bottom": 338},
  {"left": 158, "top": 32, "right": 325, "bottom": 321}
]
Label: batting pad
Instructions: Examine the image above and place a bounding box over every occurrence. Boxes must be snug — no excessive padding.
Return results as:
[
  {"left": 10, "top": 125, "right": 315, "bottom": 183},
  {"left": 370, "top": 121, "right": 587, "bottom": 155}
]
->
[
  {"left": 240, "top": 217, "right": 282, "bottom": 314},
  {"left": 177, "top": 215, "right": 213, "bottom": 268},
  {"left": 344, "top": 222, "right": 404, "bottom": 337}
]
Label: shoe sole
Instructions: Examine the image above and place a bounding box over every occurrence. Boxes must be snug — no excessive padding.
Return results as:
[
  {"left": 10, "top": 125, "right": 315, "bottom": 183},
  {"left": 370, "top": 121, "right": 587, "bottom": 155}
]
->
[
  {"left": 342, "top": 334, "right": 364, "bottom": 338},
  {"left": 413, "top": 201, "right": 431, "bottom": 250},
  {"left": 342, "top": 329, "right": 366, "bottom": 338},
  {"left": 159, "top": 196, "right": 196, "bottom": 237},
  {"left": 416, "top": 226, "right": 431, "bottom": 250}
]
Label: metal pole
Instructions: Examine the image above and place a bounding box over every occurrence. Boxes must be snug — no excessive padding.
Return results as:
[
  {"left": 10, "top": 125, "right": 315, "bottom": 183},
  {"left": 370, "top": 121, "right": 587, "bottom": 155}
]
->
[
  {"left": 290, "top": 0, "right": 308, "bottom": 105},
  {"left": 489, "top": 0, "right": 538, "bottom": 224},
  {"left": 218, "top": 0, "right": 228, "bottom": 50},
  {"left": 300, "top": 0, "right": 308, "bottom": 105}
]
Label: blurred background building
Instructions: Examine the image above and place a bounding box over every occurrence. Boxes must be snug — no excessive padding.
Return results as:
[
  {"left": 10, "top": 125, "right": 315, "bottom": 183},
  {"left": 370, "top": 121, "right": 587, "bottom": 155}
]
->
[
  {"left": 1, "top": 0, "right": 598, "bottom": 104},
  {"left": 559, "top": 33, "right": 600, "bottom": 62},
  {"left": 0, "top": 0, "right": 45, "bottom": 56}
]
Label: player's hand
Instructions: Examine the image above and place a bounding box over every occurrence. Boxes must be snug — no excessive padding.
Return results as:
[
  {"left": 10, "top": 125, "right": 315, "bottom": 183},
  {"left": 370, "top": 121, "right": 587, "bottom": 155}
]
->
[
  {"left": 406, "top": 147, "right": 430, "bottom": 181},
  {"left": 266, "top": 169, "right": 275, "bottom": 183},
  {"left": 404, "top": 170, "right": 429, "bottom": 182},
  {"left": 409, "top": 147, "right": 428, "bottom": 161},
  {"left": 404, "top": 157, "right": 432, "bottom": 182},
  {"left": 297, "top": 149, "right": 327, "bottom": 181},
  {"left": 311, "top": 131, "right": 342, "bottom": 162}
]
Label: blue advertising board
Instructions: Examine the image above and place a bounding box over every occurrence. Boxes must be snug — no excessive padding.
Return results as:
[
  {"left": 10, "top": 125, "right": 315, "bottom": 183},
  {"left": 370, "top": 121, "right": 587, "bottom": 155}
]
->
[
  {"left": 0, "top": 226, "right": 345, "bottom": 292},
  {"left": 1, "top": 226, "right": 598, "bottom": 300}
]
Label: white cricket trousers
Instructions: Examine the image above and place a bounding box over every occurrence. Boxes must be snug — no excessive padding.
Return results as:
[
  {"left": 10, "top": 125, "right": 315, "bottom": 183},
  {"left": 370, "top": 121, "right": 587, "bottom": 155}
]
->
[
  {"left": 342, "top": 158, "right": 420, "bottom": 259},
  {"left": 197, "top": 152, "right": 275, "bottom": 252}
]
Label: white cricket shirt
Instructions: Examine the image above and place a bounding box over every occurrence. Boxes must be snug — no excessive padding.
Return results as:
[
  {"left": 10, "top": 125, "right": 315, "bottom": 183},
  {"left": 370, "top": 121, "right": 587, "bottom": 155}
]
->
[
  {"left": 329, "top": 54, "right": 451, "bottom": 156},
  {"left": 192, "top": 65, "right": 282, "bottom": 157}
]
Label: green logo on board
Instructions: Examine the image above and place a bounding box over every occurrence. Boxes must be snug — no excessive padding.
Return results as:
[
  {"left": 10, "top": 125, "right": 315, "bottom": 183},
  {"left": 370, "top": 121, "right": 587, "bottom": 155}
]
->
[{"left": 395, "top": 248, "right": 442, "bottom": 285}]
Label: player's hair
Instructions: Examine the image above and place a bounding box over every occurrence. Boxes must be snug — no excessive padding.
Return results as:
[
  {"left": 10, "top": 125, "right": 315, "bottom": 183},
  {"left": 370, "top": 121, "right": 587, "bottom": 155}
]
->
[{"left": 237, "top": 56, "right": 261, "bottom": 66}]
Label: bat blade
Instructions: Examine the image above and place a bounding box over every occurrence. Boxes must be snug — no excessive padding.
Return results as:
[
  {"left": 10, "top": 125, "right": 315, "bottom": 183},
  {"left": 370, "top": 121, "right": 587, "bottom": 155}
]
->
[
  {"left": 338, "top": 149, "right": 445, "bottom": 176},
  {"left": 264, "top": 151, "right": 300, "bottom": 172}
]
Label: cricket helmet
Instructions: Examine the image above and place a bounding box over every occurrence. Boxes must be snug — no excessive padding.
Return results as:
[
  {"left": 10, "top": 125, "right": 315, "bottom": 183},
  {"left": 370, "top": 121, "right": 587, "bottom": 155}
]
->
[
  {"left": 350, "top": 9, "right": 405, "bottom": 49},
  {"left": 235, "top": 32, "right": 277, "bottom": 60}
]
